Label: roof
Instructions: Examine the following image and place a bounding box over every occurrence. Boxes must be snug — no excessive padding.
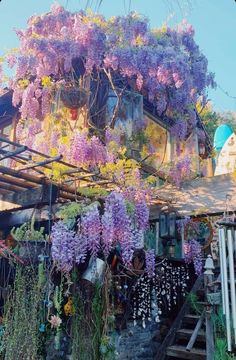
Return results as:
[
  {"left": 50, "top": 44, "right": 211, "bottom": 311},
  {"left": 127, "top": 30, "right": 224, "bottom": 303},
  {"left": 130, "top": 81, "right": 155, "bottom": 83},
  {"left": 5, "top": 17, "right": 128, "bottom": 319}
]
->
[
  {"left": 150, "top": 173, "right": 236, "bottom": 218},
  {"left": 0, "top": 90, "right": 18, "bottom": 125}
]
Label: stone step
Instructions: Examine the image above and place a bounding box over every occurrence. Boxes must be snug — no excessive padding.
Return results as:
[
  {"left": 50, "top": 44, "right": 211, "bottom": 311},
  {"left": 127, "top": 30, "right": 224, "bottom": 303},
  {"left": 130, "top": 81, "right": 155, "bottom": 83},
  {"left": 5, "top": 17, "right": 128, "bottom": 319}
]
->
[
  {"left": 176, "top": 328, "right": 206, "bottom": 343},
  {"left": 166, "top": 345, "right": 206, "bottom": 360}
]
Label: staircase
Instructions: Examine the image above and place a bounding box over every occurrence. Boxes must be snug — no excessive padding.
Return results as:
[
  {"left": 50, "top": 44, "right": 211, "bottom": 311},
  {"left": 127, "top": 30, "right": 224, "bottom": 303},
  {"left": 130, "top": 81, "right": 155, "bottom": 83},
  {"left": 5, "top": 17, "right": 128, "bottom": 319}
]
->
[
  {"left": 166, "top": 288, "right": 206, "bottom": 360},
  {"left": 155, "top": 275, "right": 208, "bottom": 360},
  {"left": 156, "top": 224, "right": 236, "bottom": 360}
]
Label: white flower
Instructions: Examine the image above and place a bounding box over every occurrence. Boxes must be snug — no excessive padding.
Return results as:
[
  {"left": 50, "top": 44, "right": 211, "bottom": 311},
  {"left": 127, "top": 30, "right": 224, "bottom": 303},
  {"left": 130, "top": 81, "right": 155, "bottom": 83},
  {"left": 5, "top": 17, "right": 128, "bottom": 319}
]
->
[{"left": 48, "top": 315, "right": 62, "bottom": 328}]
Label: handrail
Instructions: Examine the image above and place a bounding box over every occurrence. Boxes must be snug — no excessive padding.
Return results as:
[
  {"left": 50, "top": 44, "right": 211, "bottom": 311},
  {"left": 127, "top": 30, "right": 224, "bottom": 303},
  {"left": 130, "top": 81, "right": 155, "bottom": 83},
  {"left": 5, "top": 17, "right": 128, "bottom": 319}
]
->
[{"left": 186, "top": 310, "right": 205, "bottom": 351}]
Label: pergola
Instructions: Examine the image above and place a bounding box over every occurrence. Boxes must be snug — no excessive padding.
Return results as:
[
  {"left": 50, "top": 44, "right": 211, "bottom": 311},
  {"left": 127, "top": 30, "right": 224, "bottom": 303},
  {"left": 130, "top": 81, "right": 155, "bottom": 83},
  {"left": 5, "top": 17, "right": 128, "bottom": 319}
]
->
[{"left": 0, "top": 136, "right": 170, "bottom": 228}]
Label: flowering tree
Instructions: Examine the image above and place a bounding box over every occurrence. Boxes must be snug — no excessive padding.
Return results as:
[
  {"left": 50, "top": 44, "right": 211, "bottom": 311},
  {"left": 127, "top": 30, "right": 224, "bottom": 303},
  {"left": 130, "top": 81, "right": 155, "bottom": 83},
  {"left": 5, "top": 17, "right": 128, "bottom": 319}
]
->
[
  {"left": 4, "top": 5, "right": 214, "bottom": 133},
  {"left": 0, "top": 4, "right": 215, "bottom": 192},
  {"left": 1, "top": 5, "right": 215, "bottom": 267}
]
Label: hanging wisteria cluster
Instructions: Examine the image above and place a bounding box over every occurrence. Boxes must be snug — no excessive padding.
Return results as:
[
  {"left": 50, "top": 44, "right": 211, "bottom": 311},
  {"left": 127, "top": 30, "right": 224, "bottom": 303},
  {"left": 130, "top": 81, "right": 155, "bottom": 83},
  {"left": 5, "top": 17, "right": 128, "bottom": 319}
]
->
[
  {"left": 70, "top": 131, "right": 109, "bottom": 166},
  {"left": 6, "top": 4, "right": 214, "bottom": 128},
  {"left": 145, "top": 249, "right": 156, "bottom": 278},
  {"left": 184, "top": 239, "right": 203, "bottom": 275},
  {"left": 169, "top": 156, "right": 192, "bottom": 188},
  {"left": 51, "top": 191, "right": 150, "bottom": 271}
]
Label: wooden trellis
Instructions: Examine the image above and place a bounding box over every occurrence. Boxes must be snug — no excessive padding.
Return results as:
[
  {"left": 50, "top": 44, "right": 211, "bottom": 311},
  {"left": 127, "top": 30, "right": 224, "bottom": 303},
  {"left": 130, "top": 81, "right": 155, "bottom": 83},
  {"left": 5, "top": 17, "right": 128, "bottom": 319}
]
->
[
  {"left": 0, "top": 136, "right": 119, "bottom": 211},
  {"left": 0, "top": 136, "right": 171, "bottom": 216}
]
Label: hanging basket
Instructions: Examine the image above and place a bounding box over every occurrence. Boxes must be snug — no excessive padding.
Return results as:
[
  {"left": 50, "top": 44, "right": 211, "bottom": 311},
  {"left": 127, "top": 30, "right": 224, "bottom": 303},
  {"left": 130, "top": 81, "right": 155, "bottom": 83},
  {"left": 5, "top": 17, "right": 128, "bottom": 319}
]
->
[
  {"left": 60, "top": 87, "right": 88, "bottom": 109},
  {"left": 18, "top": 240, "right": 51, "bottom": 265}
]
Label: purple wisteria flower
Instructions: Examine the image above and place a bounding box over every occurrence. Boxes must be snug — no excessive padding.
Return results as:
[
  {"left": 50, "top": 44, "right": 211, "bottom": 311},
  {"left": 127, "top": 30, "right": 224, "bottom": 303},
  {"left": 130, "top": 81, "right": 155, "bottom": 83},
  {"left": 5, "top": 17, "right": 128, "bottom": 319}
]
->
[
  {"left": 51, "top": 221, "right": 75, "bottom": 272},
  {"left": 7, "top": 6, "right": 214, "bottom": 132},
  {"left": 145, "top": 249, "right": 155, "bottom": 278},
  {"left": 103, "top": 192, "right": 134, "bottom": 266},
  {"left": 176, "top": 216, "right": 191, "bottom": 235},
  {"left": 184, "top": 239, "right": 203, "bottom": 275},
  {"left": 80, "top": 205, "right": 101, "bottom": 257},
  {"left": 135, "top": 201, "right": 149, "bottom": 230},
  {"left": 169, "top": 156, "right": 192, "bottom": 188},
  {"left": 101, "top": 207, "right": 114, "bottom": 257}
]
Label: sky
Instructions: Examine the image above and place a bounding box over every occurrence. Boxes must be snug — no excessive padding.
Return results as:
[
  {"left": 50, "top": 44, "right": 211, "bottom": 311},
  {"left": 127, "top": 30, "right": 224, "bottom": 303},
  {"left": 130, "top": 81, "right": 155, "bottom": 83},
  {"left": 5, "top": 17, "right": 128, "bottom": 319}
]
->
[{"left": 0, "top": 0, "right": 235, "bottom": 113}]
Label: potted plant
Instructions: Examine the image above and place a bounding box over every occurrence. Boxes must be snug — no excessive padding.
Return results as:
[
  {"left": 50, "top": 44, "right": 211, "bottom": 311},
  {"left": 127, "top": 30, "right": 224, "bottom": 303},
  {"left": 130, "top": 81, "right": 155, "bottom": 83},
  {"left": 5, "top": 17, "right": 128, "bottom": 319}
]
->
[{"left": 11, "top": 219, "right": 50, "bottom": 264}]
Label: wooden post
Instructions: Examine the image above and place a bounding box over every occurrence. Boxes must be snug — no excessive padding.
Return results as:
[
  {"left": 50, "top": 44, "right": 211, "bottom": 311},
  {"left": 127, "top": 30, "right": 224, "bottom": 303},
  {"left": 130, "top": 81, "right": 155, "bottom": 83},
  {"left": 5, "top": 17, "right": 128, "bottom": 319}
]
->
[
  {"left": 206, "top": 158, "right": 214, "bottom": 177},
  {"left": 155, "top": 221, "right": 159, "bottom": 255},
  {"left": 204, "top": 255, "right": 214, "bottom": 297},
  {"left": 206, "top": 311, "right": 215, "bottom": 360},
  {"left": 181, "top": 225, "right": 185, "bottom": 258},
  {"left": 204, "top": 255, "right": 215, "bottom": 360}
]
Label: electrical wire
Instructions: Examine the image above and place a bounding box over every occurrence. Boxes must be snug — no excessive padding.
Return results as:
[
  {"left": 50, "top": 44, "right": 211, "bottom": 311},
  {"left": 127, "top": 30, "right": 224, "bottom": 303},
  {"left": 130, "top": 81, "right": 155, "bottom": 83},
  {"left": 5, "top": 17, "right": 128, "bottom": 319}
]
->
[{"left": 217, "top": 84, "right": 236, "bottom": 100}]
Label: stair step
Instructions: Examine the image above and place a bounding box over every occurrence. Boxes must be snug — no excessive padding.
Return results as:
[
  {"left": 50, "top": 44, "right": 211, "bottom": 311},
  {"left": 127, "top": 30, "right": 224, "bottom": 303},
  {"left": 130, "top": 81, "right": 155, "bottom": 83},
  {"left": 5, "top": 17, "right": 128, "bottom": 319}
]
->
[
  {"left": 166, "top": 345, "right": 206, "bottom": 360},
  {"left": 196, "top": 301, "right": 209, "bottom": 306},
  {"left": 176, "top": 328, "right": 206, "bottom": 342},
  {"left": 195, "top": 289, "right": 205, "bottom": 298},
  {"left": 183, "top": 314, "right": 201, "bottom": 325}
]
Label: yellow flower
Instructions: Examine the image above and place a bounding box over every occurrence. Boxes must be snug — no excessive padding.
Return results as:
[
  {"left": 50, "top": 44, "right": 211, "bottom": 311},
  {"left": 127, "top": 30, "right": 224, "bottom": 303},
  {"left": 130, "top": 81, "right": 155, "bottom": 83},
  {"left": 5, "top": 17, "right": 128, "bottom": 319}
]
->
[
  {"left": 18, "top": 79, "right": 29, "bottom": 89},
  {"left": 50, "top": 148, "right": 58, "bottom": 157},
  {"left": 135, "top": 35, "right": 144, "bottom": 46},
  {"left": 61, "top": 136, "right": 70, "bottom": 145},
  {"left": 160, "top": 23, "right": 167, "bottom": 33},
  {"left": 64, "top": 297, "right": 75, "bottom": 316},
  {"left": 41, "top": 76, "right": 52, "bottom": 88},
  {"left": 146, "top": 175, "right": 157, "bottom": 185}
]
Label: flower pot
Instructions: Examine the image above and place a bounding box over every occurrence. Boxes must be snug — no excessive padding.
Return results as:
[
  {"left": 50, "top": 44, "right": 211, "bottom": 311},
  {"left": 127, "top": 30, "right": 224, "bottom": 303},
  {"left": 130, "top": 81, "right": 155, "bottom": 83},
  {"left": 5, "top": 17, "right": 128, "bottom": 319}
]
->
[
  {"left": 70, "top": 108, "right": 78, "bottom": 120},
  {"left": 18, "top": 240, "right": 51, "bottom": 265},
  {"left": 60, "top": 87, "right": 88, "bottom": 109}
]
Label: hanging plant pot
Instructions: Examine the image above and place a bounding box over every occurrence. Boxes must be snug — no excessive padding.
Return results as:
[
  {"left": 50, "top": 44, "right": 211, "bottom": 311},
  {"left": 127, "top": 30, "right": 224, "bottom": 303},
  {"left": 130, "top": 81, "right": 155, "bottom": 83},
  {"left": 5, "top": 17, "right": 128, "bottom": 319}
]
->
[
  {"left": 18, "top": 240, "right": 51, "bottom": 265},
  {"left": 60, "top": 87, "right": 88, "bottom": 109},
  {"left": 70, "top": 108, "right": 78, "bottom": 120}
]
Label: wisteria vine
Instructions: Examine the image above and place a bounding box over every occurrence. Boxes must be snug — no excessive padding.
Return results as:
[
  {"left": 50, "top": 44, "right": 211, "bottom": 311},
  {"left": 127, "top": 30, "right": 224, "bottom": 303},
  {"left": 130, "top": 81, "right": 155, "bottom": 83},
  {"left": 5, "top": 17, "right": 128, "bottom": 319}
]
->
[
  {"left": 51, "top": 191, "right": 150, "bottom": 272},
  {"left": 184, "top": 239, "right": 203, "bottom": 275},
  {"left": 5, "top": 5, "right": 214, "bottom": 128}
]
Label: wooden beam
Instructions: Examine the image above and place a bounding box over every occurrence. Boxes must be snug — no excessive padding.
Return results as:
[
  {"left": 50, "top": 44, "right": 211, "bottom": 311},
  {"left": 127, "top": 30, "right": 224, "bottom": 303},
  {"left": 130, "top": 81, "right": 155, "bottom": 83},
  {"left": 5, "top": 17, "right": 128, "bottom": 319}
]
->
[
  {"left": 59, "top": 191, "right": 81, "bottom": 201},
  {"left": 0, "top": 145, "right": 27, "bottom": 161},
  {"left": 0, "top": 165, "right": 45, "bottom": 185},
  {"left": 0, "top": 165, "right": 87, "bottom": 197},
  {"left": 0, "top": 184, "right": 58, "bottom": 211},
  {"left": 0, "top": 181, "right": 24, "bottom": 192},
  {"left": 17, "top": 155, "right": 63, "bottom": 171},
  {"left": 0, "top": 174, "right": 36, "bottom": 189},
  {"left": 62, "top": 168, "right": 96, "bottom": 176},
  {"left": 0, "top": 188, "right": 10, "bottom": 195},
  {"left": 0, "top": 204, "right": 61, "bottom": 228}
]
